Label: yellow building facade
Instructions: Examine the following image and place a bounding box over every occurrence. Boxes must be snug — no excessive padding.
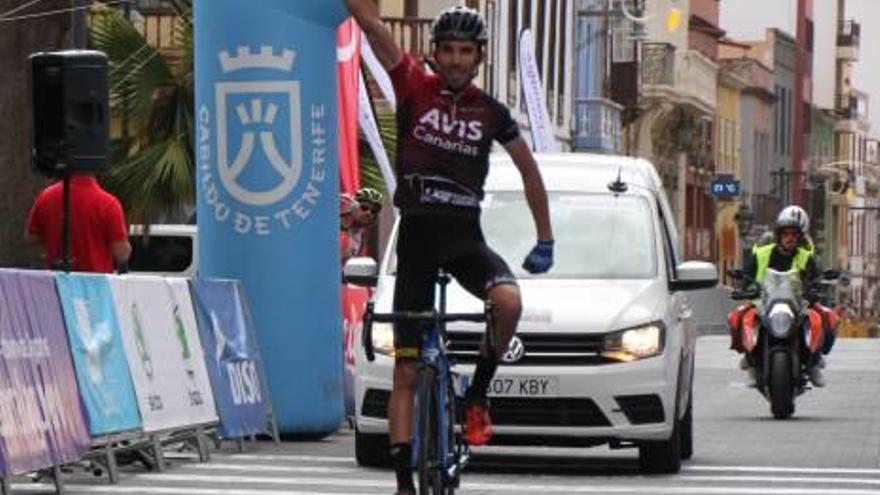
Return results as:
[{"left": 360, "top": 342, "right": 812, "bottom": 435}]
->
[{"left": 714, "top": 68, "right": 746, "bottom": 281}]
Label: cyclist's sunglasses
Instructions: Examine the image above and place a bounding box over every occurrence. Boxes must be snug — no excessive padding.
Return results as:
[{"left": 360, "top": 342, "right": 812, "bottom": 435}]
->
[{"left": 359, "top": 203, "right": 381, "bottom": 214}]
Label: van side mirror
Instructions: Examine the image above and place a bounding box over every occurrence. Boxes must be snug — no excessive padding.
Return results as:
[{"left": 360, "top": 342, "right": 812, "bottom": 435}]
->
[
  {"left": 343, "top": 257, "right": 378, "bottom": 287},
  {"left": 670, "top": 261, "right": 718, "bottom": 292}
]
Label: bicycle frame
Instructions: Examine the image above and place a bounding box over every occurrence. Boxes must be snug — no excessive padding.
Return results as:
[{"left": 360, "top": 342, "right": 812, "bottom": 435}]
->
[
  {"left": 412, "top": 323, "right": 466, "bottom": 486},
  {"left": 362, "top": 273, "right": 492, "bottom": 493}
]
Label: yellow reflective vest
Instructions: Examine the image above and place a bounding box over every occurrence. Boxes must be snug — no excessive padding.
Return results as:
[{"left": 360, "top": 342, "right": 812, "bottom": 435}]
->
[{"left": 753, "top": 244, "right": 812, "bottom": 284}]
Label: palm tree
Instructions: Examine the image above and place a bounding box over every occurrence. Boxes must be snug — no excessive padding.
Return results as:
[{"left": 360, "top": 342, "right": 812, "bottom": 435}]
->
[{"left": 89, "top": 0, "right": 194, "bottom": 226}]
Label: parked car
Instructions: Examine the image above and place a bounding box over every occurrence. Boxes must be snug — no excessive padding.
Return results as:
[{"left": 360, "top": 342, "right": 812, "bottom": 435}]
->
[
  {"left": 127, "top": 224, "right": 197, "bottom": 277},
  {"left": 347, "top": 152, "right": 717, "bottom": 473}
]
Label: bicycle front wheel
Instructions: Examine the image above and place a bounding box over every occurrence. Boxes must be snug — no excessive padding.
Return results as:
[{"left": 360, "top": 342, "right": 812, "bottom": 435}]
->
[{"left": 417, "top": 366, "right": 444, "bottom": 495}]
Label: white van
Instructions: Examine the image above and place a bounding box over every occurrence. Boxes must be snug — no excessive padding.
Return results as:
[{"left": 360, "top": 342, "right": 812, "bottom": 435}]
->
[
  {"left": 127, "top": 224, "right": 197, "bottom": 277},
  {"left": 348, "top": 153, "right": 717, "bottom": 473}
]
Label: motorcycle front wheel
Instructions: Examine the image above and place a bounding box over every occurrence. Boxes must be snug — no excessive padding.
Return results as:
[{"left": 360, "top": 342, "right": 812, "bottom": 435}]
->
[{"left": 769, "top": 351, "right": 795, "bottom": 419}]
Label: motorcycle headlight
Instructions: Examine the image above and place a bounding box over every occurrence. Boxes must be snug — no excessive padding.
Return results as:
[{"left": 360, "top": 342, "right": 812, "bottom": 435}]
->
[
  {"left": 768, "top": 306, "right": 793, "bottom": 339},
  {"left": 602, "top": 323, "right": 665, "bottom": 362},
  {"left": 371, "top": 322, "right": 396, "bottom": 357}
]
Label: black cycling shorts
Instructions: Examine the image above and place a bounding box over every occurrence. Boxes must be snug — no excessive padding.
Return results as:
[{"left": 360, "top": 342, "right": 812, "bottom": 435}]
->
[{"left": 393, "top": 213, "right": 516, "bottom": 359}]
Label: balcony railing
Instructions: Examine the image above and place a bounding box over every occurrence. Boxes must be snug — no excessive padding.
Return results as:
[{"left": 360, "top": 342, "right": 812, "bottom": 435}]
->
[
  {"left": 837, "top": 93, "right": 858, "bottom": 119},
  {"left": 574, "top": 97, "right": 622, "bottom": 153},
  {"left": 837, "top": 20, "right": 861, "bottom": 48},
  {"left": 642, "top": 43, "right": 675, "bottom": 86},
  {"left": 131, "top": 0, "right": 170, "bottom": 12},
  {"left": 678, "top": 50, "right": 718, "bottom": 112},
  {"left": 382, "top": 17, "right": 433, "bottom": 59}
]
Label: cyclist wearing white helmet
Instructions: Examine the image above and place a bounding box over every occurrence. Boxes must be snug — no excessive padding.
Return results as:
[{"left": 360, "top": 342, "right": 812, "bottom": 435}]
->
[{"left": 345, "top": 2, "right": 554, "bottom": 493}]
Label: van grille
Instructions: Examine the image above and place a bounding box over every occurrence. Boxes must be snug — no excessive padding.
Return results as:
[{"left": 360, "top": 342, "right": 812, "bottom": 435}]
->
[
  {"left": 361, "top": 389, "right": 611, "bottom": 427},
  {"left": 447, "top": 331, "right": 612, "bottom": 366},
  {"left": 490, "top": 397, "right": 611, "bottom": 427}
]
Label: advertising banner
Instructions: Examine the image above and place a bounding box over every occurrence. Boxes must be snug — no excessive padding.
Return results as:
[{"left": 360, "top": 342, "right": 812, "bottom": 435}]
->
[
  {"left": 358, "top": 67, "right": 396, "bottom": 196},
  {"left": 55, "top": 274, "right": 142, "bottom": 437},
  {"left": 337, "top": 18, "right": 362, "bottom": 195},
  {"left": 191, "top": 279, "right": 270, "bottom": 438},
  {"left": 361, "top": 38, "right": 395, "bottom": 109},
  {"left": 194, "top": 0, "right": 348, "bottom": 433},
  {"left": 0, "top": 269, "right": 90, "bottom": 476},
  {"left": 518, "top": 29, "right": 559, "bottom": 153},
  {"left": 110, "top": 275, "right": 218, "bottom": 433}
]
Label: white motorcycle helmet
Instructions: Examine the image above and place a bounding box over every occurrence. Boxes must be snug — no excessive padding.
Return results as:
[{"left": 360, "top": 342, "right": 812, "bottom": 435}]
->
[{"left": 776, "top": 205, "right": 809, "bottom": 235}]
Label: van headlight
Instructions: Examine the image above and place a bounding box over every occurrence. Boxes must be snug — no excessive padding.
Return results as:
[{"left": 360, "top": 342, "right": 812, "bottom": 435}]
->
[
  {"left": 602, "top": 323, "right": 665, "bottom": 362},
  {"left": 371, "top": 322, "right": 396, "bottom": 357}
]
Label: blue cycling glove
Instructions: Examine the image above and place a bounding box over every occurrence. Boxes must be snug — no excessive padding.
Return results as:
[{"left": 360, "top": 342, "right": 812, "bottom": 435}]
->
[{"left": 522, "top": 240, "right": 554, "bottom": 274}]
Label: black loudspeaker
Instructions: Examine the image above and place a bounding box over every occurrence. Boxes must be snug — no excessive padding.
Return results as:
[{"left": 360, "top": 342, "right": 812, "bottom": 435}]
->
[{"left": 30, "top": 50, "right": 109, "bottom": 177}]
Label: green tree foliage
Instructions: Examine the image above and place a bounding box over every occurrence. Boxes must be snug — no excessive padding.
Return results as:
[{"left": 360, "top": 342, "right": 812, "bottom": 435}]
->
[
  {"left": 89, "top": 0, "right": 194, "bottom": 225},
  {"left": 358, "top": 110, "right": 397, "bottom": 194}
]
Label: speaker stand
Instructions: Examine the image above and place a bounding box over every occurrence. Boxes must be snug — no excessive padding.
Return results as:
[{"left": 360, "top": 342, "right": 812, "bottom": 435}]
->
[{"left": 61, "top": 175, "right": 72, "bottom": 273}]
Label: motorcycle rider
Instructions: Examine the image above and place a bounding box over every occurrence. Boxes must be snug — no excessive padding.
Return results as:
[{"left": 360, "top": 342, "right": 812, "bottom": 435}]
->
[
  {"left": 751, "top": 205, "right": 815, "bottom": 255},
  {"left": 729, "top": 206, "right": 836, "bottom": 387}
]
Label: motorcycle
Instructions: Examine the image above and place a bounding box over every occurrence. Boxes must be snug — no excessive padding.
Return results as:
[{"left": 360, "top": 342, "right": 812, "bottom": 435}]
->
[{"left": 729, "top": 268, "right": 838, "bottom": 419}]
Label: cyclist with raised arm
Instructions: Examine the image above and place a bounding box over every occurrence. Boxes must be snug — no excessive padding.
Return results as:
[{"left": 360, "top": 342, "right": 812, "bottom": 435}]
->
[{"left": 343, "top": 3, "right": 554, "bottom": 494}]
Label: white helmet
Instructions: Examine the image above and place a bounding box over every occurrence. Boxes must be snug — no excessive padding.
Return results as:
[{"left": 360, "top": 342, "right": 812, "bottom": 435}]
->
[{"left": 776, "top": 205, "right": 809, "bottom": 234}]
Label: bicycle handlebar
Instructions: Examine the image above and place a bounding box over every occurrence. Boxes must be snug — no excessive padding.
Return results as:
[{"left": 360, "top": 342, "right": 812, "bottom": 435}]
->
[
  {"left": 361, "top": 302, "right": 492, "bottom": 362},
  {"left": 369, "top": 311, "right": 488, "bottom": 323}
]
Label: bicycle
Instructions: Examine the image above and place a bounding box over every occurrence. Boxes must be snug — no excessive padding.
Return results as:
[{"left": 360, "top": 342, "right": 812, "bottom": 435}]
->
[{"left": 362, "top": 272, "right": 493, "bottom": 495}]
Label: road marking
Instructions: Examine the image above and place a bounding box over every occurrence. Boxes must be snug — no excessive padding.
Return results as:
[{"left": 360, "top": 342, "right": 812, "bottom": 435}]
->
[
  {"left": 221, "top": 454, "right": 354, "bottom": 464},
  {"left": 11, "top": 486, "right": 382, "bottom": 495},
  {"left": 13, "top": 480, "right": 880, "bottom": 495},
  {"left": 209, "top": 456, "right": 880, "bottom": 478},
  {"left": 685, "top": 465, "right": 880, "bottom": 476},
  {"left": 190, "top": 462, "right": 880, "bottom": 482},
  {"left": 190, "top": 462, "right": 358, "bottom": 474},
  {"left": 40, "top": 473, "right": 880, "bottom": 495},
  {"left": 681, "top": 475, "right": 880, "bottom": 486}
]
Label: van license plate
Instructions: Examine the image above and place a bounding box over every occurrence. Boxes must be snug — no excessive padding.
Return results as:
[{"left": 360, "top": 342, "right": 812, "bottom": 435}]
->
[{"left": 487, "top": 376, "right": 558, "bottom": 397}]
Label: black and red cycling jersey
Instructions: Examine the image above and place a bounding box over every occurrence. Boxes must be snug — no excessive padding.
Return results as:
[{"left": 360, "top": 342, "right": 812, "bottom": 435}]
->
[{"left": 389, "top": 54, "right": 521, "bottom": 214}]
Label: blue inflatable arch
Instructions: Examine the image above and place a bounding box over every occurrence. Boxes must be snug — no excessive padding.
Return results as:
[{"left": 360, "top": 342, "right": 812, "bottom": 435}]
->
[{"left": 194, "top": 0, "right": 349, "bottom": 434}]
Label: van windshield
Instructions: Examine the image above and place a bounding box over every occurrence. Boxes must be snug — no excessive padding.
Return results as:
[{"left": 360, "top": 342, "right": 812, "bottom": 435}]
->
[
  {"left": 386, "top": 192, "right": 658, "bottom": 280},
  {"left": 481, "top": 192, "right": 657, "bottom": 279}
]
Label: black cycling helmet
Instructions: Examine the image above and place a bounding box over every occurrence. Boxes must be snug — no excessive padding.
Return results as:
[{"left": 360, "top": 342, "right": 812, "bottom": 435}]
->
[{"left": 430, "top": 6, "right": 488, "bottom": 45}]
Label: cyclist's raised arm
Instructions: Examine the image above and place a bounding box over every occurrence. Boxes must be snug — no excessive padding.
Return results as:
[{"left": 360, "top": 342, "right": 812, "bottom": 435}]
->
[
  {"left": 344, "top": 0, "right": 402, "bottom": 70},
  {"left": 505, "top": 137, "right": 553, "bottom": 243}
]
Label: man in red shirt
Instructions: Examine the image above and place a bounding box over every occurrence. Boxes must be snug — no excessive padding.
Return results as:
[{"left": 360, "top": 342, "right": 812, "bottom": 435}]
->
[{"left": 26, "top": 173, "right": 131, "bottom": 273}]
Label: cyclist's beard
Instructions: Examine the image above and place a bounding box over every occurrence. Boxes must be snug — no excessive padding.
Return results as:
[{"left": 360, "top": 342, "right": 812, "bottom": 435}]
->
[{"left": 440, "top": 64, "right": 478, "bottom": 92}]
